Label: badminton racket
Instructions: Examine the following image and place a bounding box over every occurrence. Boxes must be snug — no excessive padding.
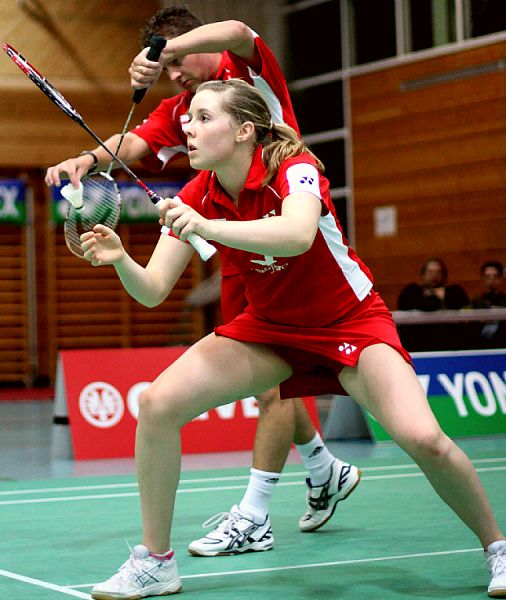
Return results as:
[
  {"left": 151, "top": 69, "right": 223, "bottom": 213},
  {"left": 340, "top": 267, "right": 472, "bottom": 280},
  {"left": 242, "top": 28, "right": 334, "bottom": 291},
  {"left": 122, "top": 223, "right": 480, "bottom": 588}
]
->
[
  {"left": 61, "top": 173, "right": 120, "bottom": 258},
  {"left": 2, "top": 43, "right": 216, "bottom": 261},
  {"left": 60, "top": 35, "right": 167, "bottom": 259},
  {"left": 63, "top": 33, "right": 169, "bottom": 258},
  {"left": 63, "top": 35, "right": 165, "bottom": 260}
]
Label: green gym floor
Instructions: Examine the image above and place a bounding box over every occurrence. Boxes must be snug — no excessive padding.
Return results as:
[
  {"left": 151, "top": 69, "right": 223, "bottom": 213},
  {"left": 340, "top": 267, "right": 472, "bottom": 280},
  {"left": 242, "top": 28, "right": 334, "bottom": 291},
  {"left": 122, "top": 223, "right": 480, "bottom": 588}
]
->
[{"left": 1, "top": 434, "right": 505, "bottom": 600}]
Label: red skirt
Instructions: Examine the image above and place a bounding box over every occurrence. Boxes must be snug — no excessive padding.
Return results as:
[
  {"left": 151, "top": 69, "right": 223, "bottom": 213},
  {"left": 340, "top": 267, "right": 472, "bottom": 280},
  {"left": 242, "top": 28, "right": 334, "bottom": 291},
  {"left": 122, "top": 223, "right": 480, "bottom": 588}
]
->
[{"left": 215, "top": 290, "right": 413, "bottom": 398}]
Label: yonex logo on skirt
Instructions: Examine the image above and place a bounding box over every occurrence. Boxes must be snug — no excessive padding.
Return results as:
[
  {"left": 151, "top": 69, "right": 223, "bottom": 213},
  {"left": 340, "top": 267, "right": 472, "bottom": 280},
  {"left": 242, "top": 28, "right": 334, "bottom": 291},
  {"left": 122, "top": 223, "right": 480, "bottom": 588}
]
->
[{"left": 339, "top": 342, "right": 357, "bottom": 355}]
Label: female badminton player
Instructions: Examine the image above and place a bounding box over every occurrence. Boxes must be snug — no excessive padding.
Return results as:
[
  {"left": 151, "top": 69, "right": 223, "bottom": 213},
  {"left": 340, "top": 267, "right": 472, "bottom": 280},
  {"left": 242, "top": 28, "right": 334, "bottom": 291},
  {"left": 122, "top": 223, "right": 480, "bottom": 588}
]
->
[{"left": 81, "top": 79, "right": 506, "bottom": 599}]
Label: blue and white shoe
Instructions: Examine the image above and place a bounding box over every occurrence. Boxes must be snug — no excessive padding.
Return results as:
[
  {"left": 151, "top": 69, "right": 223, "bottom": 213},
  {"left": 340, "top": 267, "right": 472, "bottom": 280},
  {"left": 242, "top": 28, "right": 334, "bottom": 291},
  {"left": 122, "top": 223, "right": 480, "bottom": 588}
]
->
[
  {"left": 299, "top": 459, "right": 361, "bottom": 532},
  {"left": 188, "top": 505, "right": 274, "bottom": 556},
  {"left": 91, "top": 544, "right": 182, "bottom": 599}
]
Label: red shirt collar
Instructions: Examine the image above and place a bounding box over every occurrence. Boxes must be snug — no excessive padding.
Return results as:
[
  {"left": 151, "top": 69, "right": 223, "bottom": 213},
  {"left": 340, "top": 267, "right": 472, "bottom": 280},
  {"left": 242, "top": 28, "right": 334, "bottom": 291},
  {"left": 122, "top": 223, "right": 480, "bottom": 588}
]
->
[
  {"left": 208, "top": 145, "right": 267, "bottom": 201},
  {"left": 215, "top": 52, "right": 232, "bottom": 82},
  {"left": 243, "top": 145, "right": 267, "bottom": 190}
]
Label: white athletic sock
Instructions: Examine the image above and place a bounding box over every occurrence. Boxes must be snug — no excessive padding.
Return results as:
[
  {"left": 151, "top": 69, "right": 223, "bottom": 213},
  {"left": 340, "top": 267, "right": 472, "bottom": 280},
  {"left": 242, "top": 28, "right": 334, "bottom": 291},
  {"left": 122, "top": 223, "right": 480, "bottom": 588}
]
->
[
  {"left": 487, "top": 540, "right": 506, "bottom": 554},
  {"left": 296, "top": 432, "right": 336, "bottom": 486},
  {"left": 238, "top": 468, "right": 279, "bottom": 524}
]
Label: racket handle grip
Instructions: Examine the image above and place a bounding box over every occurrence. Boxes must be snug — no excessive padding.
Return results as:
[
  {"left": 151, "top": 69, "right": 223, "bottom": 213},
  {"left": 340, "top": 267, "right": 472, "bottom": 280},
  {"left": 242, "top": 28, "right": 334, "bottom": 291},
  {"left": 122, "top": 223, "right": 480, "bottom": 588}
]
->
[
  {"left": 155, "top": 198, "right": 217, "bottom": 261},
  {"left": 132, "top": 35, "right": 166, "bottom": 104},
  {"left": 187, "top": 233, "right": 217, "bottom": 261}
]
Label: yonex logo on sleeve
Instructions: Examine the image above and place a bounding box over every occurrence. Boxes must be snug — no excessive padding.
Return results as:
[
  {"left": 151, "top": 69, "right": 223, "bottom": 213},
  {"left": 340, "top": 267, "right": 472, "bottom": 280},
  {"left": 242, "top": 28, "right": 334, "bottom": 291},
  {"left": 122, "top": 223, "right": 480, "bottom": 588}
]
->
[{"left": 286, "top": 164, "right": 321, "bottom": 197}]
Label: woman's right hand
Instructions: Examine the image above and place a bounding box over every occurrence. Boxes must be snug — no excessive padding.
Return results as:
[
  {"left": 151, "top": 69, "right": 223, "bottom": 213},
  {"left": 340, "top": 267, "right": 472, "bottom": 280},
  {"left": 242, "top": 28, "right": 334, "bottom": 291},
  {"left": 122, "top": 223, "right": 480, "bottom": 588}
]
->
[
  {"left": 80, "top": 225, "right": 125, "bottom": 267},
  {"left": 45, "top": 155, "right": 95, "bottom": 188}
]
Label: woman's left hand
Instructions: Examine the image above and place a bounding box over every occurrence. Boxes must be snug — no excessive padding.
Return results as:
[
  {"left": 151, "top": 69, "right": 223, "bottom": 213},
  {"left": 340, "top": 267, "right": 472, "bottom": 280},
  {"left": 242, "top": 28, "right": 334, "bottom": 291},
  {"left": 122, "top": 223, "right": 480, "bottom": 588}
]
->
[{"left": 80, "top": 225, "right": 125, "bottom": 266}]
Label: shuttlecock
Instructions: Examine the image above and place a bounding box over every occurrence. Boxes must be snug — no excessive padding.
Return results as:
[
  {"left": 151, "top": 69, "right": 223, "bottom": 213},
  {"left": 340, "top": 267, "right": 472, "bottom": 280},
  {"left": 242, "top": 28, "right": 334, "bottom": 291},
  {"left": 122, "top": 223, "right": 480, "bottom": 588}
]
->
[{"left": 61, "top": 182, "right": 84, "bottom": 209}]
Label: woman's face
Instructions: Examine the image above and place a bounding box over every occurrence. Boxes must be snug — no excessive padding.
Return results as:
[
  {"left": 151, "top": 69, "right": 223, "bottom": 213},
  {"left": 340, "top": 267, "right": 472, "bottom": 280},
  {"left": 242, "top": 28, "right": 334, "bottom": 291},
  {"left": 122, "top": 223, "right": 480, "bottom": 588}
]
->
[{"left": 183, "top": 90, "right": 238, "bottom": 171}]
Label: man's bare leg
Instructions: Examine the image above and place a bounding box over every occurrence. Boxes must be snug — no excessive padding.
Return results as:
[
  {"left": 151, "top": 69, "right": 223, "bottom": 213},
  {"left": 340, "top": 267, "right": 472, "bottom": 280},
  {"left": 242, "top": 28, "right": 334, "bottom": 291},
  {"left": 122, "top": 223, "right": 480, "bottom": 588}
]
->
[
  {"left": 290, "top": 397, "right": 362, "bottom": 531},
  {"left": 188, "top": 387, "right": 361, "bottom": 555}
]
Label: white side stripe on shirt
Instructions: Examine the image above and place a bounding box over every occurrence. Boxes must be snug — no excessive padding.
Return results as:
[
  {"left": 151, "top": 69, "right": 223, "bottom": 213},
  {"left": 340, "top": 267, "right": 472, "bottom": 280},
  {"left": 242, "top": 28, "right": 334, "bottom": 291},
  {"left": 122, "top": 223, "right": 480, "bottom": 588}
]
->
[
  {"left": 158, "top": 144, "right": 188, "bottom": 168},
  {"left": 319, "top": 213, "right": 373, "bottom": 301},
  {"left": 248, "top": 68, "right": 285, "bottom": 125}
]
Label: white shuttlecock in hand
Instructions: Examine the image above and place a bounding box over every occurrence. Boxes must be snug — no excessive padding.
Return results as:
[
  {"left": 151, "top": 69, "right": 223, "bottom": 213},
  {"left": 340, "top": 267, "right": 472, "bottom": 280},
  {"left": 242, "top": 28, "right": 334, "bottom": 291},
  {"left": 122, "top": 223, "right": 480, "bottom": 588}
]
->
[{"left": 61, "top": 182, "right": 84, "bottom": 209}]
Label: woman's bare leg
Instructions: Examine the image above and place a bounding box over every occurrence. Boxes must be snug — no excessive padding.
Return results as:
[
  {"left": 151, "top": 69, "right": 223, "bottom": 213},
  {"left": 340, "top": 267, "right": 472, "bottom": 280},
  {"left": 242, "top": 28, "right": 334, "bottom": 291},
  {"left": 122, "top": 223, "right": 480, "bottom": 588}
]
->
[
  {"left": 338, "top": 343, "right": 504, "bottom": 548},
  {"left": 135, "top": 334, "right": 292, "bottom": 553}
]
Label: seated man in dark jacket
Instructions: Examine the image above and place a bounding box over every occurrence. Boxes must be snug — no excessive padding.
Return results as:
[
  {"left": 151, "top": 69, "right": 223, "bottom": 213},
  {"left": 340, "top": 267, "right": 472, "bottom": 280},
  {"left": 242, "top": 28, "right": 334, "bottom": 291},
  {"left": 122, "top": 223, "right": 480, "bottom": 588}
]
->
[
  {"left": 470, "top": 260, "right": 506, "bottom": 309},
  {"left": 397, "top": 257, "right": 470, "bottom": 351},
  {"left": 398, "top": 257, "right": 468, "bottom": 311}
]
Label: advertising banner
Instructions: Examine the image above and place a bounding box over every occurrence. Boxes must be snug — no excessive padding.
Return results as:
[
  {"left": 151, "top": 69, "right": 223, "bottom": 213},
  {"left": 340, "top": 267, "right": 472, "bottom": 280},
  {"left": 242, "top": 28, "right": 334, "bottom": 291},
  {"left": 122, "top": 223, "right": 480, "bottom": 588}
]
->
[
  {"left": 366, "top": 349, "right": 506, "bottom": 441},
  {"left": 0, "top": 179, "right": 26, "bottom": 224},
  {"left": 56, "top": 347, "right": 320, "bottom": 460},
  {"left": 50, "top": 181, "right": 186, "bottom": 224}
]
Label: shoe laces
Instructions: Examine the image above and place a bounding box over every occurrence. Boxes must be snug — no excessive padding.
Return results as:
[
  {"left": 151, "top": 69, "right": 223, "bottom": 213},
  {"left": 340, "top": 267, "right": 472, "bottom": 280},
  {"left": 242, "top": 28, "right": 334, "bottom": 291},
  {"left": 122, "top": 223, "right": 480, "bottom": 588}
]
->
[
  {"left": 117, "top": 543, "right": 160, "bottom": 585},
  {"left": 489, "top": 547, "right": 506, "bottom": 576},
  {"left": 201, "top": 509, "right": 243, "bottom": 535}
]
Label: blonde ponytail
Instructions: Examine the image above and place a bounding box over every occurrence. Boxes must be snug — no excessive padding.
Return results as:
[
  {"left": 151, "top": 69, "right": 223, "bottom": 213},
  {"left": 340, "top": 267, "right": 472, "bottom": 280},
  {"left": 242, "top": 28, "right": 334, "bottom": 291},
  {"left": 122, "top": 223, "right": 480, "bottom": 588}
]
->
[{"left": 262, "top": 123, "right": 324, "bottom": 185}]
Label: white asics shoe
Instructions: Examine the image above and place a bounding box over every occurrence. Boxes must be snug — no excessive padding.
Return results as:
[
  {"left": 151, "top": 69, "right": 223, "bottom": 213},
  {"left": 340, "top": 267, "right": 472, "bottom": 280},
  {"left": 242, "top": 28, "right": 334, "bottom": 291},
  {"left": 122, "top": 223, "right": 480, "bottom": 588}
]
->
[
  {"left": 188, "top": 504, "right": 274, "bottom": 556},
  {"left": 91, "top": 544, "right": 182, "bottom": 600},
  {"left": 487, "top": 543, "right": 506, "bottom": 598},
  {"left": 299, "top": 459, "right": 361, "bottom": 532}
]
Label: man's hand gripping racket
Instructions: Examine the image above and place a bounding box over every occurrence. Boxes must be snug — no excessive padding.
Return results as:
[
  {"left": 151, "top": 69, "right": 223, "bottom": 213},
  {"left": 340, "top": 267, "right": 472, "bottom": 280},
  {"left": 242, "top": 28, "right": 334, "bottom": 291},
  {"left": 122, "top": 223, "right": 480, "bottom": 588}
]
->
[{"left": 2, "top": 42, "right": 216, "bottom": 262}]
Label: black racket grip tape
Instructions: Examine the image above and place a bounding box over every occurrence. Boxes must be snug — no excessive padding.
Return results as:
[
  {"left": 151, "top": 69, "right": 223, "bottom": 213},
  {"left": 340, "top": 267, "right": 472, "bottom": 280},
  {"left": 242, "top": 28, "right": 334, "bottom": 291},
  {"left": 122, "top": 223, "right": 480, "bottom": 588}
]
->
[{"left": 132, "top": 35, "right": 166, "bottom": 104}]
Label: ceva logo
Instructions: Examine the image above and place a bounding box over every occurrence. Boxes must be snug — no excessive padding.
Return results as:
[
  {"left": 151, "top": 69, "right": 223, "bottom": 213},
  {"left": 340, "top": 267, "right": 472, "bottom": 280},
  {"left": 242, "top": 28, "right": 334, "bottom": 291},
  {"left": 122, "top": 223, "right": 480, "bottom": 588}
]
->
[
  {"left": 79, "top": 381, "right": 124, "bottom": 428},
  {"left": 79, "top": 381, "right": 259, "bottom": 429}
]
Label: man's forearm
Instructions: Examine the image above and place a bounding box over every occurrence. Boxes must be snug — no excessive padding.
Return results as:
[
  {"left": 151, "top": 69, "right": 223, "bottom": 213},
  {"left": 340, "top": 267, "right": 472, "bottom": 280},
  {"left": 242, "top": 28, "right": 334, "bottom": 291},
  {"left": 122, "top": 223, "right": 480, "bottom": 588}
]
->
[{"left": 167, "top": 21, "right": 255, "bottom": 61}]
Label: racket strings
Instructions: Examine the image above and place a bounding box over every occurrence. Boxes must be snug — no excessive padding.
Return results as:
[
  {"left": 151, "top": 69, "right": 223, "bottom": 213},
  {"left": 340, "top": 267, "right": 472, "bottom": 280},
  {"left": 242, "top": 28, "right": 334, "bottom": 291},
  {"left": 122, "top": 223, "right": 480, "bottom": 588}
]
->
[{"left": 64, "top": 174, "right": 121, "bottom": 258}]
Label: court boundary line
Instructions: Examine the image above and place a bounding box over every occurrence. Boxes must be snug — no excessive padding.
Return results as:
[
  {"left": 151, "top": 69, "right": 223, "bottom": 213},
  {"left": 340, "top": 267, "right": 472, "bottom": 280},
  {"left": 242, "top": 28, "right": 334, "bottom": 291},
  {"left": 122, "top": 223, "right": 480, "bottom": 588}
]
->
[
  {"left": 66, "top": 546, "right": 483, "bottom": 590},
  {"left": 0, "top": 457, "right": 504, "bottom": 498},
  {"left": 0, "top": 465, "right": 505, "bottom": 506},
  {"left": 0, "top": 568, "right": 91, "bottom": 598},
  {"left": 0, "top": 547, "right": 483, "bottom": 597}
]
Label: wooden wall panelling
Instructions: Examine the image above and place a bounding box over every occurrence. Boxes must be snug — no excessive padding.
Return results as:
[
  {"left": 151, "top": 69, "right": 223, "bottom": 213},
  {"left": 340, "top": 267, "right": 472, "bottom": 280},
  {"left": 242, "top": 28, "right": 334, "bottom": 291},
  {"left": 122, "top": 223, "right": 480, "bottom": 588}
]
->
[
  {"left": 0, "top": 82, "right": 175, "bottom": 169},
  {"left": 0, "top": 0, "right": 174, "bottom": 168},
  {"left": 1, "top": 1, "right": 161, "bottom": 80},
  {"left": 350, "top": 41, "right": 506, "bottom": 310},
  {"left": 0, "top": 225, "right": 30, "bottom": 383}
]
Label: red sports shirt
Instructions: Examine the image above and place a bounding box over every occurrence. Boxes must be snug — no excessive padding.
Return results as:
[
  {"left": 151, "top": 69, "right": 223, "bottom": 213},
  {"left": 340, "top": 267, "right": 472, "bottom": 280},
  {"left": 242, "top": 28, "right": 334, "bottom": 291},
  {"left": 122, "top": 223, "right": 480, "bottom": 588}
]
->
[{"left": 170, "top": 147, "right": 374, "bottom": 326}]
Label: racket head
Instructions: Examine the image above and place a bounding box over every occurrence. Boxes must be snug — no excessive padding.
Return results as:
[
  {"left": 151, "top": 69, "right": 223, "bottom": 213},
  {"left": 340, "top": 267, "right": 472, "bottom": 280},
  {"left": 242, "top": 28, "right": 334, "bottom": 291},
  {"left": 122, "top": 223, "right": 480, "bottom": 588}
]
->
[
  {"left": 2, "top": 43, "right": 83, "bottom": 123},
  {"left": 64, "top": 172, "right": 121, "bottom": 258}
]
